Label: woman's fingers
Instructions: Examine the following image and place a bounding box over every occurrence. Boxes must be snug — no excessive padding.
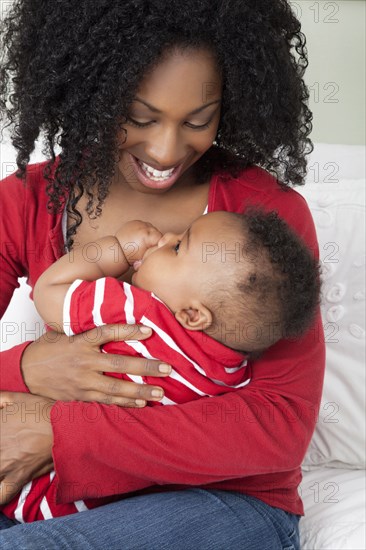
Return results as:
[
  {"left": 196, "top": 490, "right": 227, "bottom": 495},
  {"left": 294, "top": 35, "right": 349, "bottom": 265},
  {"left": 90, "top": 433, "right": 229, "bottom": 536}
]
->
[
  {"left": 80, "top": 393, "right": 146, "bottom": 408},
  {"left": 76, "top": 324, "right": 153, "bottom": 347},
  {"left": 0, "top": 392, "right": 16, "bottom": 408},
  {"left": 0, "top": 475, "right": 21, "bottom": 506},
  {"left": 86, "top": 375, "right": 165, "bottom": 404},
  {"left": 0, "top": 391, "right": 35, "bottom": 408},
  {"left": 20, "top": 325, "right": 171, "bottom": 404},
  {"left": 0, "top": 458, "right": 54, "bottom": 506},
  {"left": 101, "top": 353, "right": 171, "bottom": 377},
  {"left": 0, "top": 393, "right": 54, "bottom": 505}
]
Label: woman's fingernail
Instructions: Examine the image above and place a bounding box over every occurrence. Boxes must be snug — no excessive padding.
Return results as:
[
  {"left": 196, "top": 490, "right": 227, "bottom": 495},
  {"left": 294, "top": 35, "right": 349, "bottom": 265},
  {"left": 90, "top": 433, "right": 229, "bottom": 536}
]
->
[
  {"left": 140, "top": 326, "right": 152, "bottom": 334},
  {"left": 159, "top": 363, "right": 172, "bottom": 374},
  {"left": 151, "top": 389, "right": 163, "bottom": 398},
  {"left": 135, "top": 399, "right": 146, "bottom": 407}
]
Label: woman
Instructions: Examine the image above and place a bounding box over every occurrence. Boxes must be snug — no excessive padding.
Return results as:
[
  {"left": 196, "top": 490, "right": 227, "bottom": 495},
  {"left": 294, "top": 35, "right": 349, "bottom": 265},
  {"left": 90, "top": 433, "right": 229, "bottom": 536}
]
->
[{"left": 0, "top": 1, "right": 325, "bottom": 548}]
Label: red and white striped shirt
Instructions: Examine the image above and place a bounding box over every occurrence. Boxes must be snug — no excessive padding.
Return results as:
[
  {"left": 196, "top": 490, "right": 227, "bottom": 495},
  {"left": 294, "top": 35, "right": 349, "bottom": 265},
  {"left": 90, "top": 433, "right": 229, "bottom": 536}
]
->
[{"left": 3, "top": 277, "right": 250, "bottom": 522}]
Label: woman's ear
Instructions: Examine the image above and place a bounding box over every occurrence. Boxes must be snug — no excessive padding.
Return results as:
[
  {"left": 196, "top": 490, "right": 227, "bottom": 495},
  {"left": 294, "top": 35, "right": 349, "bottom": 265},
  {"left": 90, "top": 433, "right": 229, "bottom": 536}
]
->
[{"left": 175, "top": 304, "right": 213, "bottom": 331}]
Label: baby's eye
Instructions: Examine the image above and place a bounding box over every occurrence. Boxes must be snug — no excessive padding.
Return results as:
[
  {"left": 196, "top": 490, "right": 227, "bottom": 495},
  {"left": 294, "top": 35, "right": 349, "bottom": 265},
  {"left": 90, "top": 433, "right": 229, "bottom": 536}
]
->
[{"left": 174, "top": 241, "right": 181, "bottom": 253}]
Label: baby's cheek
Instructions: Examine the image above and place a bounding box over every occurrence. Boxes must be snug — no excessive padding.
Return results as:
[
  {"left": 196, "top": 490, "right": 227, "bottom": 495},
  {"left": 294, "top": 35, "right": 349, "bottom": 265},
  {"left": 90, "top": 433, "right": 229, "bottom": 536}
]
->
[{"left": 133, "top": 265, "right": 148, "bottom": 289}]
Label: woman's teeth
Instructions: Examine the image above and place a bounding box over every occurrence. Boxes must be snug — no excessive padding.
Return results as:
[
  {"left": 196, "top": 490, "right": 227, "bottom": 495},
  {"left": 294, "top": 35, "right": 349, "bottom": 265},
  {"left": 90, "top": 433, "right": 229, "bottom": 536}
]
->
[{"left": 138, "top": 160, "right": 175, "bottom": 181}]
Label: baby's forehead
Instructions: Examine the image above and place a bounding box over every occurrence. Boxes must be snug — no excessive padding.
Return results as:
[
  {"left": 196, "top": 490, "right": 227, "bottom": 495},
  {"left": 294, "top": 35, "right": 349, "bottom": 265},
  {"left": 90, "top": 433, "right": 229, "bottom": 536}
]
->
[
  {"left": 194, "top": 211, "right": 240, "bottom": 240},
  {"left": 193, "top": 213, "right": 247, "bottom": 267}
]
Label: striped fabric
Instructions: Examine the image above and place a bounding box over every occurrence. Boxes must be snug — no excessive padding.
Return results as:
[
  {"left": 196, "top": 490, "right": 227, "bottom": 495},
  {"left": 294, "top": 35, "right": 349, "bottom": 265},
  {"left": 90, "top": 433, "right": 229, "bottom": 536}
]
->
[{"left": 3, "top": 277, "right": 250, "bottom": 522}]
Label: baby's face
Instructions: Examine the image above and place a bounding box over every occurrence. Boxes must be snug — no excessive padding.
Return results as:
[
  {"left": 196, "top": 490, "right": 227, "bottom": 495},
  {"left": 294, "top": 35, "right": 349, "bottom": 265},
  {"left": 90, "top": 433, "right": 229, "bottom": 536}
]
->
[{"left": 132, "top": 211, "right": 241, "bottom": 312}]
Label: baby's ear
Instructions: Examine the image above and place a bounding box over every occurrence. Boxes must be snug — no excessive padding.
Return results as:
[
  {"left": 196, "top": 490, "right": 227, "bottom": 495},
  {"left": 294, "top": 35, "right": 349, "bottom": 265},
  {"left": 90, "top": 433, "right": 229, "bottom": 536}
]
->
[{"left": 175, "top": 304, "right": 212, "bottom": 331}]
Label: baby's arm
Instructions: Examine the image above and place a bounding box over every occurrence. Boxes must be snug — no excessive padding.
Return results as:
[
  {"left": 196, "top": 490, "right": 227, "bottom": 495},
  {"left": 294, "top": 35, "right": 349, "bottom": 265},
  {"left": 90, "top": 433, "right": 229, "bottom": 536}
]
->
[{"left": 33, "top": 221, "right": 162, "bottom": 329}]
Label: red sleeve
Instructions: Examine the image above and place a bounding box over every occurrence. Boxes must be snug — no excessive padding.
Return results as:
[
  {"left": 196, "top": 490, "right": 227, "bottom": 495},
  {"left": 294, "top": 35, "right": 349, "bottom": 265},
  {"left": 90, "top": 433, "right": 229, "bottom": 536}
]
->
[
  {"left": 0, "top": 343, "right": 31, "bottom": 392},
  {"left": 0, "top": 171, "right": 31, "bottom": 392},
  {"left": 63, "top": 279, "right": 99, "bottom": 335},
  {"left": 51, "top": 189, "right": 326, "bottom": 503},
  {"left": 0, "top": 170, "right": 27, "bottom": 315},
  {"left": 63, "top": 278, "right": 140, "bottom": 335}
]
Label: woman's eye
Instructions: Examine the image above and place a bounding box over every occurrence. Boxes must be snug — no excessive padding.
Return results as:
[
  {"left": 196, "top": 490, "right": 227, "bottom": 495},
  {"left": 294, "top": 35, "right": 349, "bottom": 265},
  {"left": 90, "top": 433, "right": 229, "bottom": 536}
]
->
[
  {"left": 127, "top": 117, "right": 212, "bottom": 130},
  {"left": 174, "top": 241, "right": 181, "bottom": 253},
  {"left": 185, "top": 120, "right": 212, "bottom": 130},
  {"left": 127, "top": 117, "right": 153, "bottom": 128}
]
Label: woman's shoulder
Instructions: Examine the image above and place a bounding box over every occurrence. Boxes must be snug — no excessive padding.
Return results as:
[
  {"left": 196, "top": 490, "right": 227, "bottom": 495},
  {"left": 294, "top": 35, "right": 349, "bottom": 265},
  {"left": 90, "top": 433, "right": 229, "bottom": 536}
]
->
[
  {"left": 210, "top": 165, "right": 317, "bottom": 249},
  {"left": 0, "top": 156, "right": 61, "bottom": 217},
  {"left": 212, "top": 165, "right": 307, "bottom": 205},
  {"left": 0, "top": 156, "right": 62, "bottom": 235},
  {"left": 211, "top": 164, "right": 310, "bottom": 213},
  {"left": 0, "top": 156, "right": 65, "bottom": 290}
]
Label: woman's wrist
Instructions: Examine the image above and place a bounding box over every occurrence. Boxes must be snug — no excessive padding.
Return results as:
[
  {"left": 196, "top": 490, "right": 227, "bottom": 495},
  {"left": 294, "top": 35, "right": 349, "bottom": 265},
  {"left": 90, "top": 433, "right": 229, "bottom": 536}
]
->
[{"left": 20, "top": 340, "right": 44, "bottom": 395}]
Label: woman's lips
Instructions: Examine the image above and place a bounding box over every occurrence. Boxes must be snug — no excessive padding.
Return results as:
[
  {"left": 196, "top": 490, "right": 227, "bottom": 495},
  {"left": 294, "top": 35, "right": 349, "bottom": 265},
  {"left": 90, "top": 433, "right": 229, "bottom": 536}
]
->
[{"left": 127, "top": 153, "right": 184, "bottom": 190}]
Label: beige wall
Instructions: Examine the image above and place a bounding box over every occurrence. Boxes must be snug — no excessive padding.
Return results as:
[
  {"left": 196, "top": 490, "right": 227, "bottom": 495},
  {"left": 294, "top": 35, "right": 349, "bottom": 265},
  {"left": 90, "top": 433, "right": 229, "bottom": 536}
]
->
[
  {"left": 296, "top": 0, "right": 365, "bottom": 145},
  {"left": 1, "top": 1, "right": 365, "bottom": 147}
]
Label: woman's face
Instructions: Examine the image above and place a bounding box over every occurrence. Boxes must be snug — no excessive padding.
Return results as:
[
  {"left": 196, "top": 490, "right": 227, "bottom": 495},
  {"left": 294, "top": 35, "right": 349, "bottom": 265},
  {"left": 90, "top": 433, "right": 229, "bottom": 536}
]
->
[{"left": 116, "top": 48, "right": 222, "bottom": 194}]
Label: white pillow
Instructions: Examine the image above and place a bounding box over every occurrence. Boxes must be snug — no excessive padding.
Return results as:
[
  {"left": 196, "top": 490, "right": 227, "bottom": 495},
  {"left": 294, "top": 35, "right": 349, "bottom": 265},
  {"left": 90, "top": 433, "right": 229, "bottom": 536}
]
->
[
  {"left": 305, "top": 143, "right": 365, "bottom": 183},
  {"left": 299, "top": 468, "right": 366, "bottom": 550},
  {"left": 1, "top": 278, "right": 44, "bottom": 351},
  {"left": 298, "top": 179, "right": 365, "bottom": 469}
]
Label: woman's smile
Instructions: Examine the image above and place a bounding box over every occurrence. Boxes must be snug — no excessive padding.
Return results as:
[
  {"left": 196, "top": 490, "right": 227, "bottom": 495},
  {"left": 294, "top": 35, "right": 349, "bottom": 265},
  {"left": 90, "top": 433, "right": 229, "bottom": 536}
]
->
[
  {"left": 127, "top": 152, "right": 185, "bottom": 190},
  {"left": 116, "top": 49, "right": 222, "bottom": 194}
]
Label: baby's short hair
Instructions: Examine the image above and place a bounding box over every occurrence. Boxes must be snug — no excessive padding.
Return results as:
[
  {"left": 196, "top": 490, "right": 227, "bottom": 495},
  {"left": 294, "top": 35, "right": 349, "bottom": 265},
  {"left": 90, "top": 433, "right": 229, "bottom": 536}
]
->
[{"left": 207, "top": 209, "right": 321, "bottom": 355}]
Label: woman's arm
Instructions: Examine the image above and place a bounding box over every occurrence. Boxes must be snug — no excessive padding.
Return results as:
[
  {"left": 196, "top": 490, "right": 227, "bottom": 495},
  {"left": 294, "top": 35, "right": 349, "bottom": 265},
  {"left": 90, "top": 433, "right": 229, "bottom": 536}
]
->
[
  {"left": 50, "top": 313, "right": 325, "bottom": 501},
  {"left": 0, "top": 314, "right": 324, "bottom": 506},
  {"left": 0, "top": 168, "right": 33, "bottom": 393}
]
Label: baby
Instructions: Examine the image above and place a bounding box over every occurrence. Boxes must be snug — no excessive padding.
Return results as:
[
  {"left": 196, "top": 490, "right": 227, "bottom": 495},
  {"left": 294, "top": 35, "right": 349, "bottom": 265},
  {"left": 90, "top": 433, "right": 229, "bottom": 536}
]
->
[{"left": 1, "top": 209, "right": 320, "bottom": 522}]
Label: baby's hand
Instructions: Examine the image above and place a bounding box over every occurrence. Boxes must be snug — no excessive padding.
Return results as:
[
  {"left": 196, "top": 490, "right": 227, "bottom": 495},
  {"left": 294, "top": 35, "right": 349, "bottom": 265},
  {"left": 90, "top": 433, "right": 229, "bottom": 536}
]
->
[{"left": 115, "top": 221, "right": 162, "bottom": 265}]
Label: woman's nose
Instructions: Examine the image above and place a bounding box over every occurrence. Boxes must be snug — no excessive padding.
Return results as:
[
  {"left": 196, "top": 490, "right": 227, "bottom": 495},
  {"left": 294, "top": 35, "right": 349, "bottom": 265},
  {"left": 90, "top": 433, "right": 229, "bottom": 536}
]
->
[{"left": 146, "top": 128, "right": 185, "bottom": 169}]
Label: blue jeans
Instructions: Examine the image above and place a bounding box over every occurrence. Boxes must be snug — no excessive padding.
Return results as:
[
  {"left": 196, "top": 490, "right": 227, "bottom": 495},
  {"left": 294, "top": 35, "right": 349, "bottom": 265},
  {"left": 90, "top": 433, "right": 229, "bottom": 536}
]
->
[{"left": 0, "top": 489, "right": 300, "bottom": 549}]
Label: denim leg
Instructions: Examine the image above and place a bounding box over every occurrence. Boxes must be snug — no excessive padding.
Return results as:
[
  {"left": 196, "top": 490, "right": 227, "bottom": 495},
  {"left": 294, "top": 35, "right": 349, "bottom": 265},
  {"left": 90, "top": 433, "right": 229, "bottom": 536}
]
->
[
  {"left": 0, "top": 489, "right": 300, "bottom": 550},
  {"left": 0, "top": 513, "right": 19, "bottom": 530}
]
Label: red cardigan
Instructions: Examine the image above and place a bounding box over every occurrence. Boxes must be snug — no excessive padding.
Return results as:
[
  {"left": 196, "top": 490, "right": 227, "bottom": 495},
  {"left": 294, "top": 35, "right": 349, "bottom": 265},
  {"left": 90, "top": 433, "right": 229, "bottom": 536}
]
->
[{"left": 0, "top": 159, "right": 325, "bottom": 515}]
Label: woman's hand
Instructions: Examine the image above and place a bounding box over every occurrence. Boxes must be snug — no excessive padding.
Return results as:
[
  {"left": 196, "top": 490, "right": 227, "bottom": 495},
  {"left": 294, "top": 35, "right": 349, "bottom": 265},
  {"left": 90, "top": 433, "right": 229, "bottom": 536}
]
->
[
  {"left": 0, "top": 392, "right": 54, "bottom": 505},
  {"left": 21, "top": 324, "right": 171, "bottom": 406}
]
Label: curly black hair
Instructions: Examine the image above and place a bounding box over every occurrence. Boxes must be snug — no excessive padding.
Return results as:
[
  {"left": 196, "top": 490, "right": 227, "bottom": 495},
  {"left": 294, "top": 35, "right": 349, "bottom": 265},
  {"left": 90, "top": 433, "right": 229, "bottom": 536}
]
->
[
  {"left": 213, "top": 209, "right": 320, "bottom": 354},
  {"left": 0, "top": 0, "right": 313, "bottom": 248}
]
